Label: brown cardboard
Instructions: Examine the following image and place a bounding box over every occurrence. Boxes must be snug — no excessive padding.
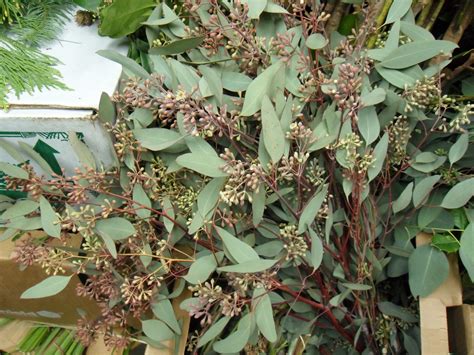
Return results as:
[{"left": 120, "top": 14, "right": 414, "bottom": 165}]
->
[
  {"left": 0, "top": 320, "right": 33, "bottom": 353},
  {"left": 416, "top": 233, "right": 463, "bottom": 354},
  {"left": 448, "top": 304, "right": 474, "bottom": 355},
  {"left": 86, "top": 331, "right": 124, "bottom": 355},
  {"left": 0, "top": 231, "right": 100, "bottom": 326},
  {"left": 145, "top": 288, "right": 192, "bottom": 355}
]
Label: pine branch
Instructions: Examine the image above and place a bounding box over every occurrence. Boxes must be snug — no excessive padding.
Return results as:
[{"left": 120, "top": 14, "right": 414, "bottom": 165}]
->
[
  {"left": 6, "top": 0, "right": 73, "bottom": 47},
  {"left": 0, "top": 37, "right": 68, "bottom": 108},
  {"left": 0, "top": 0, "right": 22, "bottom": 24}
]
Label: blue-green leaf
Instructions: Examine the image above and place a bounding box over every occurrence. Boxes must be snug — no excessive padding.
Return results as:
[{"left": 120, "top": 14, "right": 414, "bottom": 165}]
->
[
  {"left": 197, "top": 316, "right": 231, "bottom": 348},
  {"left": 241, "top": 60, "right": 284, "bottom": 116},
  {"left": 393, "top": 182, "right": 413, "bottom": 213},
  {"left": 95, "top": 217, "right": 136, "bottom": 240},
  {"left": 213, "top": 313, "right": 253, "bottom": 353},
  {"left": 133, "top": 128, "right": 186, "bottom": 151},
  {"left": 385, "top": 0, "right": 412, "bottom": 24},
  {"left": 217, "top": 259, "right": 277, "bottom": 273},
  {"left": 39, "top": 197, "right": 61, "bottom": 238},
  {"left": 176, "top": 153, "right": 228, "bottom": 177},
  {"left": 21, "top": 275, "right": 72, "bottom": 299},
  {"left": 253, "top": 287, "right": 277, "bottom": 342},
  {"left": 261, "top": 95, "right": 285, "bottom": 163},
  {"left": 216, "top": 227, "right": 259, "bottom": 263},
  {"left": 298, "top": 185, "right": 328, "bottom": 234},
  {"left": 449, "top": 133, "right": 469, "bottom": 165},
  {"left": 412, "top": 175, "right": 440, "bottom": 208},
  {"left": 142, "top": 319, "right": 174, "bottom": 343},
  {"left": 408, "top": 245, "right": 449, "bottom": 297},
  {"left": 183, "top": 253, "right": 220, "bottom": 284},
  {"left": 380, "top": 40, "right": 458, "bottom": 69},
  {"left": 441, "top": 178, "right": 474, "bottom": 209},
  {"left": 460, "top": 224, "right": 474, "bottom": 282},
  {"left": 358, "top": 106, "right": 380, "bottom": 145}
]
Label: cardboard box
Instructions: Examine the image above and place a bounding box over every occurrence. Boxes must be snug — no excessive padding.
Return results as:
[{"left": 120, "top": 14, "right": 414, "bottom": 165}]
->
[
  {"left": 0, "top": 319, "right": 33, "bottom": 353},
  {"left": 0, "top": 231, "right": 100, "bottom": 326},
  {"left": 448, "top": 304, "right": 474, "bottom": 355},
  {"left": 0, "top": 10, "right": 126, "bottom": 178},
  {"left": 417, "top": 233, "right": 464, "bottom": 354},
  {"left": 0, "top": 287, "right": 191, "bottom": 355},
  {"left": 144, "top": 288, "right": 192, "bottom": 355}
]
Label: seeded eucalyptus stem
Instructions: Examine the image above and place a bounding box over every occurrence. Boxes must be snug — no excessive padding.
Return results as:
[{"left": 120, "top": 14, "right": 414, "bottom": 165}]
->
[
  {"left": 367, "top": 0, "right": 393, "bottom": 48},
  {"left": 425, "top": 0, "right": 445, "bottom": 31},
  {"left": 325, "top": 1, "right": 348, "bottom": 34},
  {"left": 442, "top": 0, "right": 474, "bottom": 44},
  {"left": 416, "top": 0, "right": 433, "bottom": 26}
]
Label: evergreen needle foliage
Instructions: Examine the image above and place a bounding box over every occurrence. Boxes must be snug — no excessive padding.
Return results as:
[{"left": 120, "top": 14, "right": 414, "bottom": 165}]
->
[
  {"left": 0, "top": 37, "right": 67, "bottom": 107},
  {"left": 7, "top": 0, "right": 73, "bottom": 47},
  {"left": 0, "top": 0, "right": 21, "bottom": 24},
  {"left": 0, "top": 0, "right": 72, "bottom": 107}
]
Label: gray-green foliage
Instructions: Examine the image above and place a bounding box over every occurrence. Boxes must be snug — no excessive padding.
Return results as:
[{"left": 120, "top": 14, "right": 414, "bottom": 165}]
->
[{"left": 1, "top": 1, "right": 473, "bottom": 353}]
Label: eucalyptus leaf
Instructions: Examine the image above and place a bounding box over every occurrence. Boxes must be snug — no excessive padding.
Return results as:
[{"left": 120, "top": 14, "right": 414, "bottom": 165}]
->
[
  {"left": 152, "top": 298, "right": 181, "bottom": 334},
  {"left": 308, "top": 229, "right": 323, "bottom": 269},
  {"left": 222, "top": 72, "right": 252, "bottom": 92},
  {"left": 360, "top": 88, "right": 386, "bottom": 106},
  {"left": 95, "top": 217, "right": 136, "bottom": 241},
  {"left": 2, "top": 200, "right": 38, "bottom": 220},
  {"left": 197, "top": 178, "right": 226, "bottom": 218},
  {"left": 393, "top": 182, "right": 413, "bottom": 213},
  {"left": 306, "top": 33, "right": 328, "bottom": 49},
  {"left": 176, "top": 153, "right": 228, "bottom": 177},
  {"left": 142, "top": 319, "right": 174, "bottom": 343},
  {"left": 150, "top": 37, "right": 204, "bottom": 56},
  {"left": 183, "top": 253, "right": 218, "bottom": 284},
  {"left": 4, "top": 213, "right": 39, "bottom": 229},
  {"left": 261, "top": 95, "right": 285, "bottom": 163},
  {"left": 380, "top": 40, "right": 457, "bottom": 69},
  {"left": 460, "top": 224, "right": 474, "bottom": 282},
  {"left": 0, "top": 162, "right": 28, "bottom": 179},
  {"left": 252, "top": 187, "right": 266, "bottom": 226},
  {"left": 133, "top": 128, "right": 185, "bottom": 151},
  {"left": 378, "top": 302, "right": 418, "bottom": 322},
  {"left": 298, "top": 185, "right": 328, "bottom": 234},
  {"left": 408, "top": 245, "right": 449, "bottom": 297},
  {"left": 217, "top": 259, "right": 277, "bottom": 273},
  {"left": 98, "top": 50, "right": 150, "bottom": 79},
  {"left": 213, "top": 313, "right": 252, "bottom": 353},
  {"left": 385, "top": 0, "right": 412, "bottom": 24},
  {"left": 133, "top": 184, "right": 152, "bottom": 219},
  {"left": 368, "top": 133, "right": 389, "bottom": 182},
  {"left": 98, "top": 92, "right": 116, "bottom": 125},
  {"left": 244, "top": 0, "right": 267, "bottom": 19},
  {"left": 441, "top": 178, "right": 474, "bottom": 209},
  {"left": 216, "top": 227, "right": 260, "bottom": 263},
  {"left": 69, "top": 132, "right": 96, "bottom": 170},
  {"left": 197, "top": 316, "right": 231, "bottom": 348},
  {"left": 253, "top": 287, "right": 277, "bottom": 342},
  {"left": 449, "top": 133, "right": 469, "bottom": 165},
  {"left": 412, "top": 175, "right": 440, "bottom": 208},
  {"left": 21, "top": 275, "right": 72, "bottom": 299},
  {"left": 358, "top": 106, "right": 380, "bottom": 145},
  {"left": 39, "top": 196, "right": 61, "bottom": 238},
  {"left": 241, "top": 60, "right": 284, "bottom": 116}
]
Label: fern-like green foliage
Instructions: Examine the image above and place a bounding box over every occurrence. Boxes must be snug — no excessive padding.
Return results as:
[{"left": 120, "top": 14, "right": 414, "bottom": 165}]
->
[
  {"left": 0, "top": 0, "right": 72, "bottom": 108},
  {"left": 7, "top": 0, "right": 73, "bottom": 47},
  {"left": 0, "top": 0, "right": 22, "bottom": 24},
  {"left": 0, "top": 38, "right": 68, "bottom": 107}
]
